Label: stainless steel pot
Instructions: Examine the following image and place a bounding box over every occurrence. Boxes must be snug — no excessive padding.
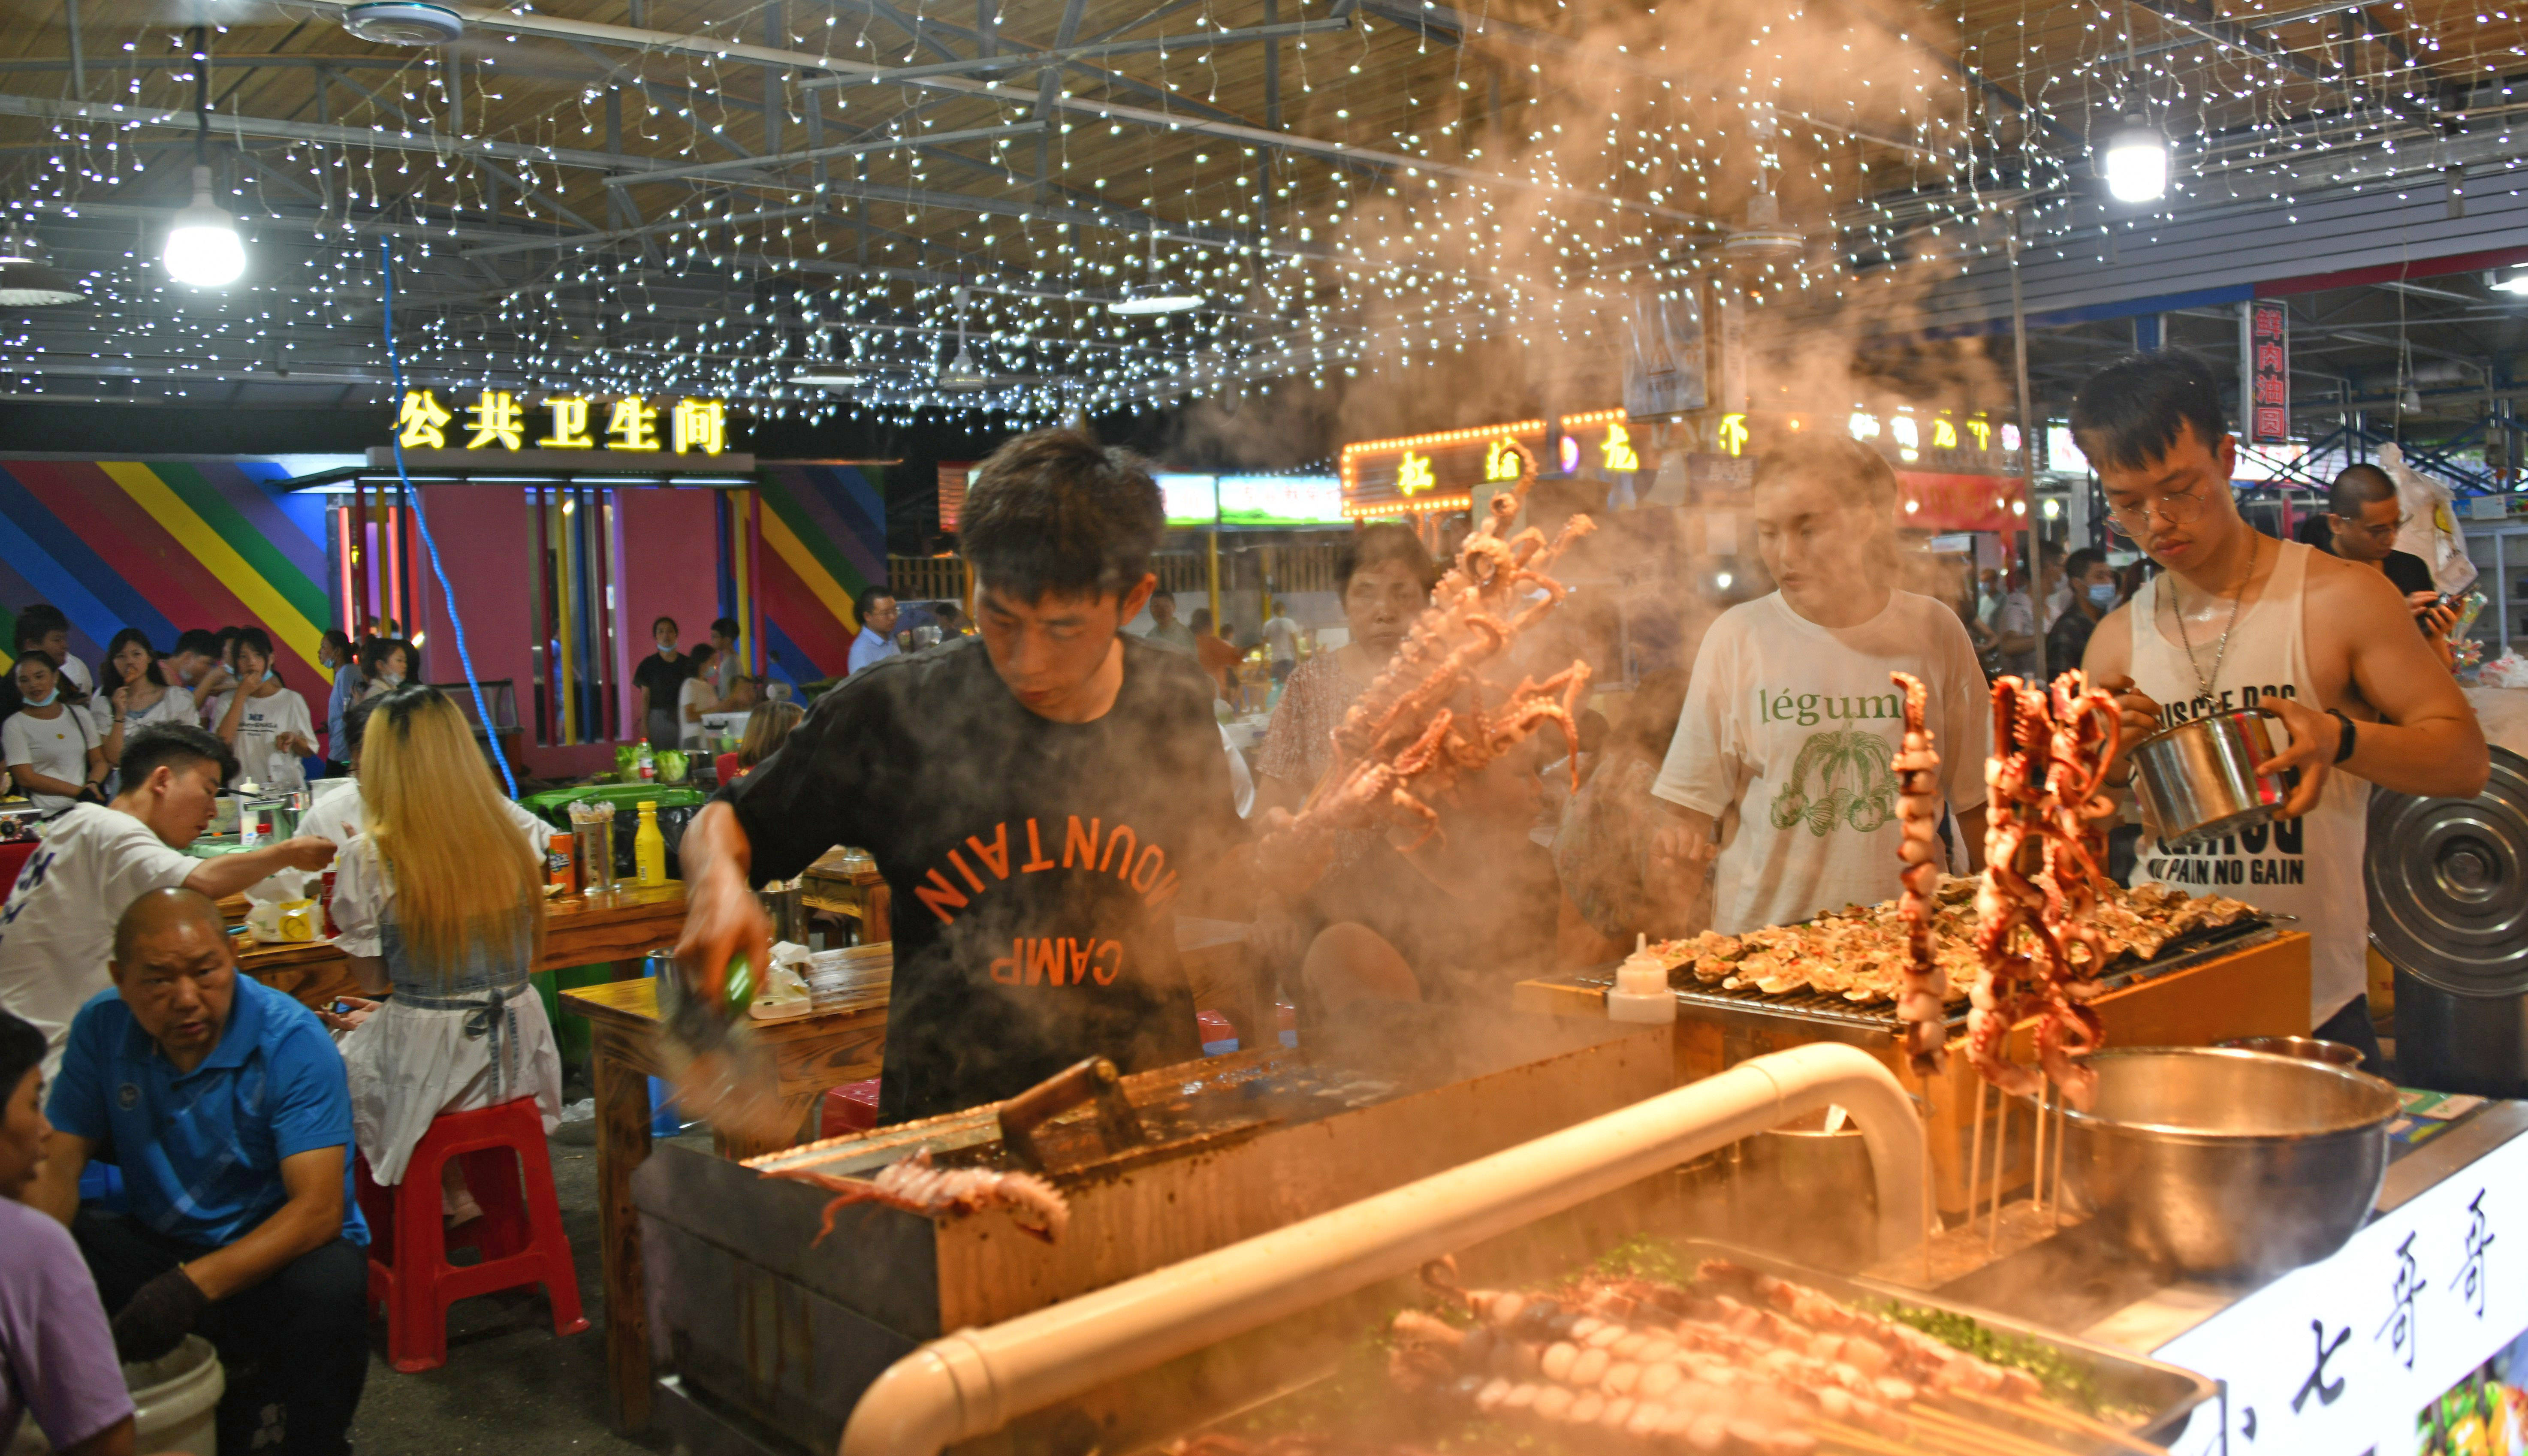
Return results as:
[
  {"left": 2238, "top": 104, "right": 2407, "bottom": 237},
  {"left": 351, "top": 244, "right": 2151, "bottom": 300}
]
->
[
  {"left": 2129, "top": 705, "right": 2287, "bottom": 850},
  {"left": 2216, "top": 1035, "right": 2362, "bottom": 1067},
  {"left": 2056, "top": 1047, "right": 2400, "bottom": 1281}
]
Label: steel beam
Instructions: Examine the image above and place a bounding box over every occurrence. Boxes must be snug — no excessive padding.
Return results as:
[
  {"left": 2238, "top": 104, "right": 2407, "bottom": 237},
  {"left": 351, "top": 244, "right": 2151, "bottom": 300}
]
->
[
  {"left": 0, "top": 93, "right": 669, "bottom": 174},
  {"left": 798, "top": 19, "right": 1351, "bottom": 87},
  {"left": 602, "top": 121, "right": 1044, "bottom": 188}
]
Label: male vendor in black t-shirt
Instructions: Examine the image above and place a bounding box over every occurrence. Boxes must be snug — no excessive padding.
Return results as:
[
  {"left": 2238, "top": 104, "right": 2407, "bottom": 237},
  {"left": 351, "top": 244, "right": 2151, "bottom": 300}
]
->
[{"left": 678, "top": 429, "right": 1265, "bottom": 1124}]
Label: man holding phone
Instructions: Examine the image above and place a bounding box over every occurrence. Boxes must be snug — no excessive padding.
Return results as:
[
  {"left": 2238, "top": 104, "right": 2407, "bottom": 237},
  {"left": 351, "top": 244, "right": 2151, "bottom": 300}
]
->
[{"left": 2070, "top": 352, "right": 2486, "bottom": 1065}]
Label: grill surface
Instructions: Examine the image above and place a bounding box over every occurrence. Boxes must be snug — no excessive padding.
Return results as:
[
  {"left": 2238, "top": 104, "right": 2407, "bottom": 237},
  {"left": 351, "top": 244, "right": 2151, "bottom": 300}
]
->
[{"left": 1565, "top": 917, "right": 2278, "bottom": 1040}]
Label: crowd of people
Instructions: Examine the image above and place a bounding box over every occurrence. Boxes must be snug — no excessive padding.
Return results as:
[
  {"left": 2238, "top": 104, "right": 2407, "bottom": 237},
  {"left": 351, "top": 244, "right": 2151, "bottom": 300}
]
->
[{"left": 0, "top": 615, "right": 582, "bottom": 1452}]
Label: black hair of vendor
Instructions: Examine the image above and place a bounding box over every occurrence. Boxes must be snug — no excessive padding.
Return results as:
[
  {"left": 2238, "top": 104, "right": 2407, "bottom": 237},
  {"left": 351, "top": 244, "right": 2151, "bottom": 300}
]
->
[
  {"left": 0, "top": 1010, "right": 40, "bottom": 1103},
  {"left": 2069, "top": 349, "right": 2226, "bottom": 473},
  {"left": 959, "top": 427, "right": 1163, "bottom": 604}
]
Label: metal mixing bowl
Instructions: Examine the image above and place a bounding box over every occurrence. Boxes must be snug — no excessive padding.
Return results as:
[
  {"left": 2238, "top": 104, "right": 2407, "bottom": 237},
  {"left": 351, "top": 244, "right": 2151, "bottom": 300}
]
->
[
  {"left": 2057, "top": 1047, "right": 2401, "bottom": 1281},
  {"left": 2215, "top": 1035, "right": 2365, "bottom": 1067}
]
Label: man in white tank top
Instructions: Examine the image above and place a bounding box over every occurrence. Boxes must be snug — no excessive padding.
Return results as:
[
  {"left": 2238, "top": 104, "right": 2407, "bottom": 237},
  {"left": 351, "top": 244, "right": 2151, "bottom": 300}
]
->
[{"left": 2068, "top": 351, "right": 2487, "bottom": 1065}]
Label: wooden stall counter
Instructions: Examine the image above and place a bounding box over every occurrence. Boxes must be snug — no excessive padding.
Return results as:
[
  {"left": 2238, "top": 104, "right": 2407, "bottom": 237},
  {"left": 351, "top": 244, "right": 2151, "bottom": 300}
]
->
[{"left": 1514, "top": 929, "right": 2313, "bottom": 1220}]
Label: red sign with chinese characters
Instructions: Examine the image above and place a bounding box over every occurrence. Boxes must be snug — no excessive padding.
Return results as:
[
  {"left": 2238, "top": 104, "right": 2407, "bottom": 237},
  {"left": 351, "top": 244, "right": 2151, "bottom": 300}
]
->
[{"left": 2244, "top": 299, "right": 2291, "bottom": 446}]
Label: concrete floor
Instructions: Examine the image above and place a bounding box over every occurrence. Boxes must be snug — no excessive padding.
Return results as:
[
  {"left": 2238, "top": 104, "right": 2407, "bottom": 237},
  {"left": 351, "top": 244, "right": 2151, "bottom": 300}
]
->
[{"left": 345, "top": 1117, "right": 688, "bottom": 1456}]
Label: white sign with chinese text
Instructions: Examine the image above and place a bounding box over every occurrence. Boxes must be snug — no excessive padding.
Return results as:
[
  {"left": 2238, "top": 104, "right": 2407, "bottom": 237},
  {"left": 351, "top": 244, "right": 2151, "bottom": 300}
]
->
[{"left": 2151, "top": 1126, "right": 2528, "bottom": 1456}]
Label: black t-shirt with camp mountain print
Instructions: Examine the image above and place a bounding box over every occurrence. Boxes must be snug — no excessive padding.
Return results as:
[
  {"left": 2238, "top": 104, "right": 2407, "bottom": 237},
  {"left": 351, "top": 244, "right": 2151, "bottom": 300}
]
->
[{"left": 722, "top": 634, "right": 1241, "bottom": 1124}]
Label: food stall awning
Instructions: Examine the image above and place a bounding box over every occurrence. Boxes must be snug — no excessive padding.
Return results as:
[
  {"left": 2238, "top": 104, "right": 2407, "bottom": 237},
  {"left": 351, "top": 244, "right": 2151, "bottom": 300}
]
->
[{"left": 279, "top": 447, "right": 759, "bottom": 491}]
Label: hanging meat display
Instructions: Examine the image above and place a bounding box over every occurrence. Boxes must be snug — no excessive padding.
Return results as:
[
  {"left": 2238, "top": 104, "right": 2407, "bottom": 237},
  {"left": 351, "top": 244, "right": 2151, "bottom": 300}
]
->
[{"left": 1967, "top": 671, "right": 2124, "bottom": 1107}]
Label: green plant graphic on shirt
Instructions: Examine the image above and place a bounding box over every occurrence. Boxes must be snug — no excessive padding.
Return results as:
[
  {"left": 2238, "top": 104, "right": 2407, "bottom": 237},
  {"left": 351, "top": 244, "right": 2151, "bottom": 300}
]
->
[{"left": 1768, "top": 730, "right": 1898, "bottom": 835}]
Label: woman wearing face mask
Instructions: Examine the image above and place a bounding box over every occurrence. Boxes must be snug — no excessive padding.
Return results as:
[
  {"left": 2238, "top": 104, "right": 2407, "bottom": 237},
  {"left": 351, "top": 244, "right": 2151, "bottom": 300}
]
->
[
  {"left": 94, "top": 629, "right": 195, "bottom": 793},
  {"left": 356, "top": 637, "right": 414, "bottom": 704},
  {"left": 206, "top": 628, "right": 319, "bottom": 793},
  {"left": 319, "top": 629, "right": 363, "bottom": 760},
  {"left": 3, "top": 654, "right": 104, "bottom": 811}
]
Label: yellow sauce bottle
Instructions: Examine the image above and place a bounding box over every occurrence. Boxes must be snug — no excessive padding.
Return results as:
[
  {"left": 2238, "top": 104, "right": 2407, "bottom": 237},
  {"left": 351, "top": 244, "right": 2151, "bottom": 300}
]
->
[{"left": 634, "top": 801, "right": 668, "bottom": 886}]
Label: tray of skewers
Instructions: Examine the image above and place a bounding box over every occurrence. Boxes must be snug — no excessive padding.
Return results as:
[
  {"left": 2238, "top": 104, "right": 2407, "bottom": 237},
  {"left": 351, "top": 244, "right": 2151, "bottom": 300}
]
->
[
  {"left": 1167, "top": 1238, "right": 2214, "bottom": 1456},
  {"left": 1639, "top": 881, "right": 2265, "bottom": 1008}
]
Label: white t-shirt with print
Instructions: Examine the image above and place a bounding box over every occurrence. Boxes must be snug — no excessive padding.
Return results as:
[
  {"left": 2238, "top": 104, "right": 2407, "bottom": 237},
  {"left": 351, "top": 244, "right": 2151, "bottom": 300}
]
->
[
  {"left": 3, "top": 709, "right": 98, "bottom": 812},
  {"left": 203, "top": 687, "right": 315, "bottom": 793},
  {"left": 1653, "top": 590, "right": 1992, "bottom": 936},
  {"left": 0, "top": 803, "right": 198, "bottom": 1076}
]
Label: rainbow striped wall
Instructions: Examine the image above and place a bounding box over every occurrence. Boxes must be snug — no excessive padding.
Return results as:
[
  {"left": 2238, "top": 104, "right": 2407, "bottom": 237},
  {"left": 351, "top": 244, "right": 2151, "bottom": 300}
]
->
[
  {"left": 750, "top": 463, "right": 886, "bottom": 690},
  {"left": 0, "top": 458, "right": 334, "bottom": 693}
]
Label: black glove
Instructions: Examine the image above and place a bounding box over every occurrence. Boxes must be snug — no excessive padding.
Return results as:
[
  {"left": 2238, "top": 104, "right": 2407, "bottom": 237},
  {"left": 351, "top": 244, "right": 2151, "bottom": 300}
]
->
[{"left": 111, "top": 1267, "right": 209, "bottom": 1364}]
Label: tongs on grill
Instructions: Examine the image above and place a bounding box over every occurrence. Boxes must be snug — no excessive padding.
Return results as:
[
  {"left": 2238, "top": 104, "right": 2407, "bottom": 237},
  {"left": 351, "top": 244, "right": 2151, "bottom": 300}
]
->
[{"left": 997, "top": 1057, "right": 1149, "bottom": 1172}]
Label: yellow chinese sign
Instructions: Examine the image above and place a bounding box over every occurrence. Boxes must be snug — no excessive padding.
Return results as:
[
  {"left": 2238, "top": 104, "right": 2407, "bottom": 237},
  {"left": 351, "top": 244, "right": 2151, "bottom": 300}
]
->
[
  {"left": 395, "top": 391, "right": 732, "bottom": 455},
  {"left": 1717, "top": 413, "right": 1750, "bottom": 457},
  {"left": 1397, "top": 450, "right": 1437, "bottom": 496},
  {"left": 1482, "top": 438, "right": 1524, "bottom": 483},
  {"left": 1601, "top": 422, "right": 1640, "bottom": 472}
]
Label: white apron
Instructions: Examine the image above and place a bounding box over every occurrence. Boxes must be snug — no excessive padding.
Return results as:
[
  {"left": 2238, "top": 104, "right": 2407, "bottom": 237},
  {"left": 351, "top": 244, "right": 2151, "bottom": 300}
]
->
[{"left": 2127, "top": 540, "right": 2368, "bottom": 1025}]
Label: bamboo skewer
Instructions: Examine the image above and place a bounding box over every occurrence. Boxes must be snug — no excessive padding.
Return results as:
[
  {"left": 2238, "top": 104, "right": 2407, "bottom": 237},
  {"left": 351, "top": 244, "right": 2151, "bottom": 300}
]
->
[
  {"left": 1964, "top": 1080, "right": 1987, "bottom": 1239},
  {"left": 1919, "top": 1076, "right": 1938, "bottom": 1287},
  {"left": 1907, "top": 1402, "right": 2091, "bottom": 1456},
  {"left": 2051, "top": 1092, "right": 2069, "bottom": 1230},
  {"left": 1944, "top": 1389, "right": 2172, "bottom": 1456},
  {"left": 1810, "top": 1417, "right": 1972, "bottom": 1456},
  {"left": 1985, "top": 1087, "right": 2008, "bottom": 1253},
  {"left": 2029, "top": 1084, "right": 2048, "bottom": 1224}
]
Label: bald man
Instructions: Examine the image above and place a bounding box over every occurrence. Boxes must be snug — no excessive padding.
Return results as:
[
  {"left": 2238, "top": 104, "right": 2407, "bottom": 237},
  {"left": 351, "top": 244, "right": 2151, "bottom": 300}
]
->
[
  {"left": 2326, "top": 464, "right": 2437, "bottom": 600},
  {"left": 27, "top": 888, "right": 368, "bottom": 1456}
]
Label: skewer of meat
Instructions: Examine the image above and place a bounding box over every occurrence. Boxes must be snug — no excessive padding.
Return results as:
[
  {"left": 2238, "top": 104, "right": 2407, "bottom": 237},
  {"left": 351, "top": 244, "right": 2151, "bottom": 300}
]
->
[
  {"left": 1888, "top": 671, "right": 1947, "bottom": 1076},
  {"left": 1254, "top": 443, "right": 1594, "bottom": 881}
]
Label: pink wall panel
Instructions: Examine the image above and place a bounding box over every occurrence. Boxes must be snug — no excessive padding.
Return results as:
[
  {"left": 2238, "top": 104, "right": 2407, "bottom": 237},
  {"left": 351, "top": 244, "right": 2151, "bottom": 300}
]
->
[
  {"left": 612, "top": 488, "right": 724, "bottom": 726},
  {"left": 410, "top": 485, "right": 539, "bottom": 773}
]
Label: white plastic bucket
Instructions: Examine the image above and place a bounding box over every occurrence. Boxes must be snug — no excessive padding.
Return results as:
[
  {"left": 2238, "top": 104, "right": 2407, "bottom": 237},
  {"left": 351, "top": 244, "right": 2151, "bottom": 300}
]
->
[{"left": 5, "top": 1335, "right": 222, "bottom": 1456}]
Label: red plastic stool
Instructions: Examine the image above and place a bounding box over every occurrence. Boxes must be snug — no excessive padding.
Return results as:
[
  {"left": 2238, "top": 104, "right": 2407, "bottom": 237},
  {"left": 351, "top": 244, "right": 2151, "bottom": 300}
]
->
[
  {"left": 818, "top": 1078, "right": 883, "bottom": 1138},
  {"left": 353, "top": 1097, "right": 589, "bottom": 1372}
]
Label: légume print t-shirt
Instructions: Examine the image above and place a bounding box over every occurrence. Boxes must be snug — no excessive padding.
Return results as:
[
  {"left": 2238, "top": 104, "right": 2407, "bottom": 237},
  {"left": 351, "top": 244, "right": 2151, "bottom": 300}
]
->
[
  {"left": 1653, "top": 590, "right": 1991, "bottom": 935},
  {"left": 724, "top": 635, "right": 1241, "bottom": 1124}
]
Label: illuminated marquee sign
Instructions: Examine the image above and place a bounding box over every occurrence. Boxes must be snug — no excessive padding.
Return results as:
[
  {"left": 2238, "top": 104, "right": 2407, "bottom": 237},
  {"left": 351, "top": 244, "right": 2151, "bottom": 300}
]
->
[
  {"left": 394, "top": 390, "right": 733, "bottom": 456},
  {"left": 1849, "top": 408, "right": 2020, "bottom": 476},
  {"left": 1340, "top": 408, "right": 1634, "bottom": 518}
]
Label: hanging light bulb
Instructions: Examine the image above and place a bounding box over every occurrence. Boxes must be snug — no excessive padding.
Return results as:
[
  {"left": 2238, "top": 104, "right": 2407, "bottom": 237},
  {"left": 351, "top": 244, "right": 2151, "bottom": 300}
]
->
[
  {"left": 163, "top": 27, "right": 245, "bottom": 288},
  {"left": 2099, "top": 115, "right": 2170, "bottom": 205}
]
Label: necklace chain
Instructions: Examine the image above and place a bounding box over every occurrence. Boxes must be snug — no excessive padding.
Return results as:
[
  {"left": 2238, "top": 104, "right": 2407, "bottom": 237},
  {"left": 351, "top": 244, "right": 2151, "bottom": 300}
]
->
[{"left": 2169, "top": 536, "right": 2258, "bottom": 703}]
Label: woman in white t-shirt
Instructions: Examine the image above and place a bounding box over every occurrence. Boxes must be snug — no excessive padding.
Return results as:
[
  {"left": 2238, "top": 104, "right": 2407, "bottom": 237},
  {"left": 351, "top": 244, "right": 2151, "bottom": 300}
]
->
[
  {"left": 1649, "top": 436, "right": 1993, "bottom": 936},
  {"left": 205, "top": 627, "right": 318, "bottom": 793},
  {"left": 676, "top": 643, "right": 721, "bottom": 750},
  {"left": 324, "top": 684, "right": 562, "bottom": 1216},
  {"left": 93, "top": 628, "right": 196, "bottom": 796},
  {"left": 3, "top": 654, "right": 104, "bottom": 812}
]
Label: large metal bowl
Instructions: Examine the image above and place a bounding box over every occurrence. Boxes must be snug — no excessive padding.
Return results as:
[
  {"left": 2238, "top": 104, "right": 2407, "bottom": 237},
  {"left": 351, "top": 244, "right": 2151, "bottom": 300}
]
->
[{"left": 2057, "top": 1047, "right": 2401, "bottom": 1281}]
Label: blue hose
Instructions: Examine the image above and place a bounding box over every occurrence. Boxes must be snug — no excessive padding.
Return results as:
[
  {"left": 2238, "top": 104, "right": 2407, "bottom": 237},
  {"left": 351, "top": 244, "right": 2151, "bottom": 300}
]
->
[{"left": 375, "top": 240, "right": 519, "bottom": 797}]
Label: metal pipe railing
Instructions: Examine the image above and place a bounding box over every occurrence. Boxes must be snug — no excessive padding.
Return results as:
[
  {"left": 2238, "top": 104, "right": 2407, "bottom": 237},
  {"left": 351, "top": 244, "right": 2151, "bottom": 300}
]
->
[{"left": 839, "top": 1041, "right": 1925, "bottom": 1456}]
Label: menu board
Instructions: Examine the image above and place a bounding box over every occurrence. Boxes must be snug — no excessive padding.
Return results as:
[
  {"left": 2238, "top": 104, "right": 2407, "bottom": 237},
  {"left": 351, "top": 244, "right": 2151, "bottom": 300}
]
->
[{"left": 1156, "top": 473, "right": 1220, "bottom": 528}]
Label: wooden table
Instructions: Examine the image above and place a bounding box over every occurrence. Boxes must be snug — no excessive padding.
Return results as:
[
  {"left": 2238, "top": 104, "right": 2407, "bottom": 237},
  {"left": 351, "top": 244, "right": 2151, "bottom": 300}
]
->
[
  {"left": 234, "top": 882, "right": 692, "bottom": 1008},
  {"left": 561, "top": 969, "right": 891, "bottom": 1431}
]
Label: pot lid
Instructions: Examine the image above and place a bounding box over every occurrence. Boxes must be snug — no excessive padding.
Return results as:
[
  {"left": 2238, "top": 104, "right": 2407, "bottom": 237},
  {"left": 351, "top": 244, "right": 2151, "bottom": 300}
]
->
[{"left": 2366, "top": 745, "right": 2528, "bottom": 997}]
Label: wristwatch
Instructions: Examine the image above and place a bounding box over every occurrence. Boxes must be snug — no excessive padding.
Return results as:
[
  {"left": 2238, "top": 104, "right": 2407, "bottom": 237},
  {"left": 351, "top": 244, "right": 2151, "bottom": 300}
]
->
[{"left": 2329, "top": 709, "right": 2357, "bottom": 765}]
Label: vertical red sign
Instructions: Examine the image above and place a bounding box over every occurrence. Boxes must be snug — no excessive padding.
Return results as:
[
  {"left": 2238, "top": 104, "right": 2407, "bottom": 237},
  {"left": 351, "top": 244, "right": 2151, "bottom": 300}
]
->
[{"left": 2244, "top": 300, "right": 2291, "bottom": 446}]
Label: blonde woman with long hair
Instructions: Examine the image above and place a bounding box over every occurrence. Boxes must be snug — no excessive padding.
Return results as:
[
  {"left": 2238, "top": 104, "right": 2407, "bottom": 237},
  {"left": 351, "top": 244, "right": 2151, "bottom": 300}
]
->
[{"left": 329, "top": 684, "right": 561, "bottom": 1218}]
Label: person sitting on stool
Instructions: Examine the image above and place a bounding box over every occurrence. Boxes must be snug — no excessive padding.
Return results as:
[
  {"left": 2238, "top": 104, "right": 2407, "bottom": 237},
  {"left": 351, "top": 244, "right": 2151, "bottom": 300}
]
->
[{"left": 24, "top": 888, "right": 369, "bottom": 1456}]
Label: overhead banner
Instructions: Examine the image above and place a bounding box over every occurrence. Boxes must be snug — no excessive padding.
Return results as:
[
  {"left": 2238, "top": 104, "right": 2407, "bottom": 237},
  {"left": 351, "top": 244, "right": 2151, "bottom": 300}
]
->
[
  {"left": 1898, "top": 472, "right": 2028, "bottom": 534},
  {"left": 2243, "top": 299, "right": 2291, "bottom": 446}
]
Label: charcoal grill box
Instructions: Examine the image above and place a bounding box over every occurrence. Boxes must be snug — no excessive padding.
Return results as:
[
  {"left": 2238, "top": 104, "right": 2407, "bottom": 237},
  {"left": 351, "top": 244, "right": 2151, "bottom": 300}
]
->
[
  {"left": 1514, "top": 927, "right": 2312, "bottom": 1217},
  {"left": 633, "top": 1003, "right": 1670, "bottom": 1455}
]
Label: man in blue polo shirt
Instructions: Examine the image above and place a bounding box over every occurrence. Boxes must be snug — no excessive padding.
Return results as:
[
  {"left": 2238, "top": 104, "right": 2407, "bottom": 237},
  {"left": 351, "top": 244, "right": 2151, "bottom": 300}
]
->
[{"left": 26, "top": 887, "right": 368, "bottom": 1456}]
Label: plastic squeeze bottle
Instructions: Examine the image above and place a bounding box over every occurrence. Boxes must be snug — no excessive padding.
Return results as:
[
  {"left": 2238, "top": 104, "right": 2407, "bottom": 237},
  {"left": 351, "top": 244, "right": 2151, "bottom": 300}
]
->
[
  {"left": 1605, "top": 933, "right": 1677, "bottom": 1024},
  {"left": 634, "top": 801, "right": 669, "bottom": 886}
]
